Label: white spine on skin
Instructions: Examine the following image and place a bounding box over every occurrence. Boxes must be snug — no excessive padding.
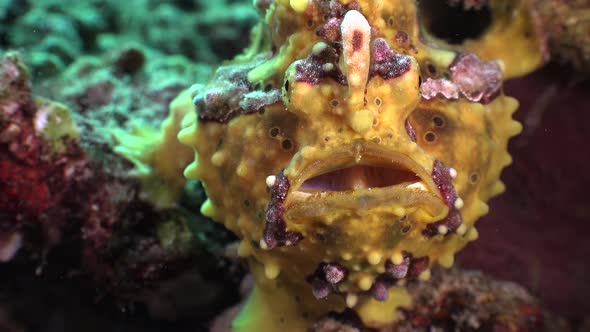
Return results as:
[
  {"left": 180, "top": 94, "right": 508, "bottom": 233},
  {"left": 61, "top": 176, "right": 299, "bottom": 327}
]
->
[
  {"left": 341, "top": 10, "right": 374, "bottom": 134},
  {"left": 341, "top": 10, "right": 371, "bottom": 101}
]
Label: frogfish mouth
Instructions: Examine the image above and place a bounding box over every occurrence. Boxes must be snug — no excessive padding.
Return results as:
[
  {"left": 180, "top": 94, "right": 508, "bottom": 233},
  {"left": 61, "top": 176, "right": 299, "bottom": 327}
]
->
[{"left": 284, "top": 143, "right": 449, "bottom": 223}]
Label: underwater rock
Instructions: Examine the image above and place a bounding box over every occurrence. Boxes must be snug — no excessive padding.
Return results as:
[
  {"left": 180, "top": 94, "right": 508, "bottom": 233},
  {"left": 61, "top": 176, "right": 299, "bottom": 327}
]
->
[
  {"left": 0, "top": 51, "right": 85, "bottom": 255},
  {"left": 0, "top": 50, "right": 244, "bottom": 326},
  {"left": 532, "top": 0, "right": 590, "bottom": 73},
  {"left": 392, "top": 268, "right": 559, "bottom": 332}
]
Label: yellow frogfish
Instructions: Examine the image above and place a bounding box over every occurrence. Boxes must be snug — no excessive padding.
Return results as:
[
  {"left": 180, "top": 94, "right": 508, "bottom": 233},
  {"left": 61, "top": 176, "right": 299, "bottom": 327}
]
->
[{"left": 116, "top": 0, "right": 547, "bottom": 330}]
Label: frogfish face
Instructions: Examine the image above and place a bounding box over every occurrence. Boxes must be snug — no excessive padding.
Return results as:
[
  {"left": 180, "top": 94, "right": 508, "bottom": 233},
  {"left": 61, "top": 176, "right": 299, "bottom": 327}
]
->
[{"left": 178, "top": 0, "right": 527, "bottom": 322}]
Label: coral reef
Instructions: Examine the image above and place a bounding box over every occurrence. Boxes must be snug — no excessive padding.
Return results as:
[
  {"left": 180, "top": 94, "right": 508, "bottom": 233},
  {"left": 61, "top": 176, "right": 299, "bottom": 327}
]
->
[
  {"left": 0, "top": 1, "right": 261, "bottom": 329},
  {"left": 533, "top": 0, "right": 590, "bottom": 72},
  {"left": 318, "top": 268, "right": 566, "bottom": 332},
  {"left": 393, "top": 268, "right": 547, "bottom": 331},
  {"left": 0, "top": 51, "right": 84, "bottom": 257},
  {"left": 0, "top": 0, "right": 257, "bottom": 77},
  {"left": 0, "top": 50, "right": 244, "bottom": 329}
]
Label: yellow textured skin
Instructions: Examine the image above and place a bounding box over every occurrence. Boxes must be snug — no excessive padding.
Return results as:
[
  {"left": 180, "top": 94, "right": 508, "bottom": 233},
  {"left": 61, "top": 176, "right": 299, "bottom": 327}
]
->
[
  {"left": 114, "top": 90, "right": 195, "bottom": 208},
  {"left": 115, "top": 0, "right": 544, "bottom": 330}
]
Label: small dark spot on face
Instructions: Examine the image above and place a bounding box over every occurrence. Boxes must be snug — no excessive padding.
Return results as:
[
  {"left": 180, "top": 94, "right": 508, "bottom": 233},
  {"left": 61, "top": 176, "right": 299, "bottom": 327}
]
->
[
  {"left": 330, "top": 99, "right": 339, "bottom": 107},
  {"left": 374, "top": 97, "right": 382, "bottom": 106},
  {"left": 387, "top": 16, "right": 394, "bottom": 27},
  {"left": 424, "top": 131, "right": 437, "bottom": 142},
  {"left": 306, "top": 19, "right": 314, "bottom": 28},
  {"left": 265, "top": 84, "right": 273, "bottom": 92},
  {"left": 352, "top": 30, "right": 364, "bottom": 51},
  {"left": 269, "top": 127, "right": 280, "bottom": 137},
  {"left": 244, "top": 200, "right": 250, "bottom": 207},
  {"left": 395, "top": 31, "right": 409, "bottom": 45},
  {"left": 401, "top": 224, "right": 411, "bottom": 234},
  {"left": 470, "top": 172, "right": 479, "bottom": 184},
  {"left": 427, "top": 63, "right": 436, "bottom": 74},
  {"left": 432, "top": 115, "right": 445, "bottom": 128},
  {"left": 314, "top": 232, "right": 326, "bottom": 241},
  {"left": 372, "top": 136, "right": 381, "bottom": 144},
  {"left": 418, "top": 75, "right": 422, "bottom": 87},
  {"left": 324, "top": 136, "right": 330, "bottom": 142},
  {"left": 284, "top": 80, "right": 290, "bottom": 92},
  {"left": 281, "top": 139, "right": 293, "bottom": 150}
]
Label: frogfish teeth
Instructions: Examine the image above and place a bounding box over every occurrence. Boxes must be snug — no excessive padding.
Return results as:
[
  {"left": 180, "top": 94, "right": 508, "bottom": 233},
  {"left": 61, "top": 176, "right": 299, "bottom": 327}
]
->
[{"left": 117, "top": 0, "right": 543, "bottom": 330}]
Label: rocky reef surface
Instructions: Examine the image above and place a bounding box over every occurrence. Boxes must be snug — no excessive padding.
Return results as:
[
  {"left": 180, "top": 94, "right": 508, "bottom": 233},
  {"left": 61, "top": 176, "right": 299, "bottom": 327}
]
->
[{"left": 0, "top": 0, "right": 589, "bottom": 331}]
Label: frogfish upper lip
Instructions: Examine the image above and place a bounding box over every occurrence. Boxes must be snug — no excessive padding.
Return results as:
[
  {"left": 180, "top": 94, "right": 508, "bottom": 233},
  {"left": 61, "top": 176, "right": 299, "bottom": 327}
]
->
[{"left": 284, "top": 143, "right": 448, "bottom": 221}]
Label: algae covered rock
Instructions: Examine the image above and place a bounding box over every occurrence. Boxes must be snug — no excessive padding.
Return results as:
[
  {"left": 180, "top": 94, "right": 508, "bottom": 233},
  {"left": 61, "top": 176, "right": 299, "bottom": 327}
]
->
[{"left": 0, "top": 51, "right": 84, "bottom": 256}]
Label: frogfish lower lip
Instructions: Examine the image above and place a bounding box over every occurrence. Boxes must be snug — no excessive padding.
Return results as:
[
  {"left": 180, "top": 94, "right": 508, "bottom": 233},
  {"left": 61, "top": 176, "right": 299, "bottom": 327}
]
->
[{"left": 284, "top": 144, "right": 448, "bottom": 220}]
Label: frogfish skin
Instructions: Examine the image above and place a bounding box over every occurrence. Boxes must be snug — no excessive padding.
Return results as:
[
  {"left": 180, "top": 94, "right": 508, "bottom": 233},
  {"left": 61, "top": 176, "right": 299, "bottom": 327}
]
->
[{"left": 118, "top": 0, "right": 546, "bottom": 330}]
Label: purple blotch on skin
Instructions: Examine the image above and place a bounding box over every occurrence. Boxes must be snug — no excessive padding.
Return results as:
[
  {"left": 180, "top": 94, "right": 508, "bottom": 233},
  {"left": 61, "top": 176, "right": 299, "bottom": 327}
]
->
[
  {"left": 423, "top": 160, "right": 463, "bottom": 236},
  {"left": 294, "top": 45, "right": 346, "bottom": 85},
  {"left": 312, "top": 278, "right": 332, "bottom": 299},
  {"left": 405, "top": 119, "right": 417, "bottom": 142},
  {"left": 315, "top": 1, "right": 363, "bottom": 45},
  {"left": 368, "top": 253, "right": 431, "bottom": 301},
  {"left": 308, "top": 262, "right": 348, "bottom": 299},
  {"left": 408, "top": 256, "right": 430, "bottom": 279},
  {"left": 385, "top": 256, "right": 410, "bottom": 279},
  {"left": 395, "top": 31, "right": 409, "bottom": 46},
  {"left": 317, "top": 17, "right": 341, "bottom": 42},
  {"left": 421, "top": 77, "right": 460, "bottom": 100},
  {"left": 370, "top": 277, "right": 390, "bottom": 301},
  {"left": 239, "top": 89, "right": 282, "bottom": 114},
  {"left": 262, "top": 169, "right": 303, "bottom": 249},
  {"left": 450, "top": 52, "right": 502, "bottom": 104},
  {"left": 324, "top": 262, "right": 347, "bottom": 284},
  {"left": 371, "top": 38, "right": 412, "bottom": 80},
  {"left": 194, "top": 55, "right": 270, "bottom": 123}
]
